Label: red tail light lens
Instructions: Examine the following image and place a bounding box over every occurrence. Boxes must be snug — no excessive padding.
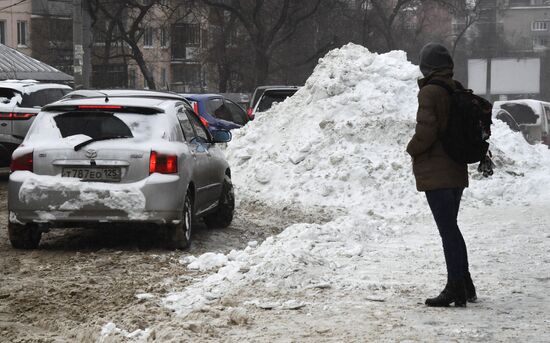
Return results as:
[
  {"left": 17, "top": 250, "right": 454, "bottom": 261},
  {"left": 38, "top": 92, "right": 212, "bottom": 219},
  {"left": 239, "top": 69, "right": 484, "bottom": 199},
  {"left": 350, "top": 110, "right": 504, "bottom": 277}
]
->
[
  {"left": 10, "top": 152, "right": 33, "bottom": 172},
  {"left": 192, "top": 101, "right": 199, "bottom": 114},
  {"left": 0, "top": 112, "right": 35, "bottom": 120},
  {"left": 199, "top": 116, "right": 209, "bottom": 128},
  {"left": 542, "top": 133, "right": 548, "bottom": 145},
  {"left": 247, "top": 107, "right": 255, "bottom": 120},
  {"left": 149, "top": 151, "right": 177, "bottom": 174},
  {"left": 77, "top": 105, "right": 123, "bottom": 110},
  {"left": 13, "top": 113, "right": 35, "bottom": 119}
]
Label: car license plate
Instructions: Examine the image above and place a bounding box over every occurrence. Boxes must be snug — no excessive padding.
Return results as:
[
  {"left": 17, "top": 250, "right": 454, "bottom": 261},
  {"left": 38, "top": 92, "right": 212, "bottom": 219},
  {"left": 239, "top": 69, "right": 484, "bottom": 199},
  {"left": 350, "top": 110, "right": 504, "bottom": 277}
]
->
[{"left": 62, "top": 167, "right": 121, "bottom": 182}]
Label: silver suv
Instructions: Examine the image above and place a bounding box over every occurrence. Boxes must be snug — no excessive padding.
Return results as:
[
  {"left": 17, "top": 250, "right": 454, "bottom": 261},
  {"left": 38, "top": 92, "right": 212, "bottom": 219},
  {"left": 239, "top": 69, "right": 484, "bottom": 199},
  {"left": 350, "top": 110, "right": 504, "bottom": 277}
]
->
[
  {"left": 0, "top": 80, "right": 72, "bottom": 166},
  {"left": 8, "top": 94, "right": 234, "bottom": 250}
]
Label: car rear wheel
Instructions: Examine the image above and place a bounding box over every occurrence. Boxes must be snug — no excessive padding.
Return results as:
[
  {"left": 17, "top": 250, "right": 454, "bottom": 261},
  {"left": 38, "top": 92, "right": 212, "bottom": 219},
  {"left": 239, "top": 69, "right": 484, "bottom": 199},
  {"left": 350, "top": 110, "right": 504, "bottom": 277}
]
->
[
  {"left": 204, "top": 175, "right": 234, "bottom": 229},
  {"left": 167, "top": 192, "right": 193, "bottom": 250},
  {"left": 8, "top": 222, "right": 42, "bottom": 249}
]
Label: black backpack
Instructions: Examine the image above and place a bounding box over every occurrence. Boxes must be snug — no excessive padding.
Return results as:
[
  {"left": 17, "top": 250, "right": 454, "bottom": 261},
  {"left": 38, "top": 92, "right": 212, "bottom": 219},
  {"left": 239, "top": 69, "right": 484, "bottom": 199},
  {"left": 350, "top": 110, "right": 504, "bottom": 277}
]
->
[{"left": 426, "top": 79, "right": 493, "bottom": 164}]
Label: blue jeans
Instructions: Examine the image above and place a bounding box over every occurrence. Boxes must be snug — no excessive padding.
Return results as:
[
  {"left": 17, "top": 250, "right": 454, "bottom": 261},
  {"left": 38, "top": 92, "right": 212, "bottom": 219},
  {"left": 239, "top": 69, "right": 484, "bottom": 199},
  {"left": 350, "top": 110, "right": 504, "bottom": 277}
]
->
[{"left": 425, "top": 188, "right": 469, "bottom": 281}]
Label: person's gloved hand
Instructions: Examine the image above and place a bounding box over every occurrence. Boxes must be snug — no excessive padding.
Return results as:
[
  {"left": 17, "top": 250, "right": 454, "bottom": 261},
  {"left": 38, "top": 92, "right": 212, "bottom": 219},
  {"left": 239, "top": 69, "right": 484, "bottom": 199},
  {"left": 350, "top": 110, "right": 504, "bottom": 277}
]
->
[{"left": 477, "top": 151, "right": 494, "bottom": 177}]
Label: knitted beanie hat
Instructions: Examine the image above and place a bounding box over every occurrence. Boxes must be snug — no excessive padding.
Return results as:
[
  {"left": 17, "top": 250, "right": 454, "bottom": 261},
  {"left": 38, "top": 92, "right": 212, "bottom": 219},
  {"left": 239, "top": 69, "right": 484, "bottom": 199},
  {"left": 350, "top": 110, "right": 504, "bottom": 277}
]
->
[{"left": 419, "top": 43, "right": 454, "bottom": 77}]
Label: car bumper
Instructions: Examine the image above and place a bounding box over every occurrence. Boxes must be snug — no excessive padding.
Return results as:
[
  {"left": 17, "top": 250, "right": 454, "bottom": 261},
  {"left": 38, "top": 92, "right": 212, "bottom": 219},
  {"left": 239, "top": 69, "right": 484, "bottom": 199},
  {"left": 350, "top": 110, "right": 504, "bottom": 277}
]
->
[{"left": 8, "top": 171, "right": 185, "bottom": 225}]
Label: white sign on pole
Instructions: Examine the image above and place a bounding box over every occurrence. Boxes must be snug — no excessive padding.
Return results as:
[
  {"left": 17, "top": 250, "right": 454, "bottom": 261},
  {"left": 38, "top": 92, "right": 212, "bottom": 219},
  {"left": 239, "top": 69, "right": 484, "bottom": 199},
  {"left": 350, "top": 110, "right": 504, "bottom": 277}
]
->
[
  {"left": 490, "top": 58, "right": 540, "bottom": 94},
  {"left": 467, "top": 59, "right": 488, "bottom": 94}
]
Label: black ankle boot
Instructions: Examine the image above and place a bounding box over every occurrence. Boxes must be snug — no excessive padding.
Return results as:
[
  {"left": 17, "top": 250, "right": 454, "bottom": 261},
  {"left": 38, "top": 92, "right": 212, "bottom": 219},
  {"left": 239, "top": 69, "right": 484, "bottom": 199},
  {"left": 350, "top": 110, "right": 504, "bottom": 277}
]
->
[
  {"left": 425, "top": 279, "right": 467, "bottom": 307},
  {"left": 465, "top": 272, "right": 477, "bottom": 302}
]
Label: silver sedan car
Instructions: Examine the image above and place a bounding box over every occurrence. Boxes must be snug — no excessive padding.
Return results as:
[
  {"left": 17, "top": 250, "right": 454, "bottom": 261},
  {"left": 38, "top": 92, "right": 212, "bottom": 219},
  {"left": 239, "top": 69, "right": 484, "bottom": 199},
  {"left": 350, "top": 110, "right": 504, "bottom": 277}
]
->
[{"left": 8, "top": 95, "right": 235, "bottom": 250}]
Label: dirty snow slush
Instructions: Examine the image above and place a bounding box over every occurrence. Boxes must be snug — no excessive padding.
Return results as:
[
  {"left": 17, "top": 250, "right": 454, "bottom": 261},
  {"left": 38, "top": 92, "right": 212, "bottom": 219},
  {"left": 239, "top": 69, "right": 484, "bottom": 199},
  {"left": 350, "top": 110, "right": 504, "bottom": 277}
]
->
[{"left": 0, "top": 178, "right": 332, "bottom": 342}]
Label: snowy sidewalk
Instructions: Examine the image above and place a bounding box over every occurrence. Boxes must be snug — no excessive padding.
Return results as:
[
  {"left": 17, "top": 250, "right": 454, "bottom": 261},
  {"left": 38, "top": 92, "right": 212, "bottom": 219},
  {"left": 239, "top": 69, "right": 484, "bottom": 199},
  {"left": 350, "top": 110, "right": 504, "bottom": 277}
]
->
[
  {"left": 115, "top": 200, "right": 550, "bottom": 342},
  {"left": 210, "top": 202, "right": 550, "bottom": 342}
]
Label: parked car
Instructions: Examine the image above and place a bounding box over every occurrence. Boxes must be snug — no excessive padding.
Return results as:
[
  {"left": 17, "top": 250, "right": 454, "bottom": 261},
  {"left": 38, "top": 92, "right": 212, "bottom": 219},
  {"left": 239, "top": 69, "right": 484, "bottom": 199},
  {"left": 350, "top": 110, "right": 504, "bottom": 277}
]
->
[
  {"left": 0, "top": 80, "right": 72, "bottom": 166},
  {"left": 220, "top": 93, "right": 251, "bottom": 109},
  {"left": 493, "top": 99, "right": 550, "bottom": 147},
  {"left": 182, "top": 93, "right": 251, "bottom": 132},
  {"left": 248, "top": 85, "right": 300, "bottom": 118},
  {"left": 8, "top": 94, "right": 235, "bottom": 250}
]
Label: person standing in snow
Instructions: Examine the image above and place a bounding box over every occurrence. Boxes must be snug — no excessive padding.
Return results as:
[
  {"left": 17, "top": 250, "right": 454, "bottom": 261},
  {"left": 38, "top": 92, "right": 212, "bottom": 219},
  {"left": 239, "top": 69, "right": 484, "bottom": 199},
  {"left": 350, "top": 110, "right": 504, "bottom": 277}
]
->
[{"left": 406, "top": 43, "right": 477, "bottom": 307}]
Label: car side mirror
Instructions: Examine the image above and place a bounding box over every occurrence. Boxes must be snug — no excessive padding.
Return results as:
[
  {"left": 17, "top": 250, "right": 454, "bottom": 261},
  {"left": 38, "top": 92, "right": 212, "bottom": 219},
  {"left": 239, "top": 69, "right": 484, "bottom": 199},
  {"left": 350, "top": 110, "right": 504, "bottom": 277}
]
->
[{"left": 211, "top": 129, "right": 232, "bottom": 143}]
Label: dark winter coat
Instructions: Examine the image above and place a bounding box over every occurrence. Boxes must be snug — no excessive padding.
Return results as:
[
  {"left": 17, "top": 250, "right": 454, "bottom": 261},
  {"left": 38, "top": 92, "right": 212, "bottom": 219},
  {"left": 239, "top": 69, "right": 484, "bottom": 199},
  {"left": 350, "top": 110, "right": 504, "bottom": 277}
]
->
[{"left": 406, "top": 69, "right": 469, "bottom": 191}]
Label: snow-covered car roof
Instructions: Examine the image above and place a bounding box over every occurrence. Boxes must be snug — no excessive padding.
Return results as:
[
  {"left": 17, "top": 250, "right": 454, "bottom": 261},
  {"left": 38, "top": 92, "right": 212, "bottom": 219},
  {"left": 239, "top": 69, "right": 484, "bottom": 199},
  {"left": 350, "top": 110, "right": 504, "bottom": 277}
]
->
[
  {"left": 0, "top": 80, "right": 71, "bottom": 94},
  {"left": 493, "top": 99, "right": 549, "bottom": 115}
]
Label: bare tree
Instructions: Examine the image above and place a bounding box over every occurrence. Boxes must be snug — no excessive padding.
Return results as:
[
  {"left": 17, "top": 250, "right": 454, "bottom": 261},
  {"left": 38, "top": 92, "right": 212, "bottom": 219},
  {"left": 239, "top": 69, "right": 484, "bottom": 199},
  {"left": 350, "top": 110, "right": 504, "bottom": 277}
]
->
[
  {"left": 201, "top": 0, "right": 322, "bottom": 86},
  {"left": 89, "top": 0, "right": 193, "bottom": 89},
  {"left": 205, "top": 7, "right": 247, "bottom": 92}
]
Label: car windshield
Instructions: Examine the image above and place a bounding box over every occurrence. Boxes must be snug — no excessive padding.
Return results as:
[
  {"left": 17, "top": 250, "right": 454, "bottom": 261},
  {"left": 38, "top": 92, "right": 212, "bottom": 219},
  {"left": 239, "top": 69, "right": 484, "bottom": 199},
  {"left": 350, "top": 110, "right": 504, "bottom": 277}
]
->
[{"left": 257, "top": 90, "right": 297, "bottom": 112}]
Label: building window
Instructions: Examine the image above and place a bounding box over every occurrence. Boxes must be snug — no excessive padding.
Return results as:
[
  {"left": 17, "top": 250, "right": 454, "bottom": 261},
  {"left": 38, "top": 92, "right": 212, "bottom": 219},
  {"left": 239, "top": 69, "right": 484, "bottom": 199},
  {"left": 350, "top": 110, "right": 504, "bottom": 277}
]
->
[
  {"left": 531, "top": 0, "right": 550, "bottom": 5},
  {"left": 532, "top": 21, "right": 548, "bottom": 31},
  {"left": 0, "top": 21, "right": 5, "bottom": 45},
  {"left": 143, "top": 26, "right": 154, "bottom": 47},
  {"left": 128, "top": 69, "right": 136, "bottom": 88},
  {"left": 17, "top": 21, "right": 28, "bottom": 46},
  {"left": 171, "top": 63, "right": 201, "bottom": 85},
  {"left": 171, "top": 24, "right": 201, "bottom": 59},
  {"left": 533, "top": 36, "right": 549, "bottom": 48},
  {"left": 510, "top": 0, "right": 530, "bottom": 6},
  {"left": 92, "top": 64, "right": 128, "bottom": 88},
  {"left": 161, "top": 67, "right": 167, "bottom": 87},
  {"left": 185, "top": 24, "right": 201, "bottom": 46},
  {"left": 160, "top": 27, "right": 168, "bottom": 48}
]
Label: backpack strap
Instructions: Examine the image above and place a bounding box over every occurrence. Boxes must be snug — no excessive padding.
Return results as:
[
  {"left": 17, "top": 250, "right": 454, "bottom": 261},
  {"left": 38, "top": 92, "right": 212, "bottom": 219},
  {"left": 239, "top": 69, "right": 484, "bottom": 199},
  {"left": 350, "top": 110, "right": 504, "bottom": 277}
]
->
[{"left": 425, "top": 79, "right": 455, "bottom": 95}]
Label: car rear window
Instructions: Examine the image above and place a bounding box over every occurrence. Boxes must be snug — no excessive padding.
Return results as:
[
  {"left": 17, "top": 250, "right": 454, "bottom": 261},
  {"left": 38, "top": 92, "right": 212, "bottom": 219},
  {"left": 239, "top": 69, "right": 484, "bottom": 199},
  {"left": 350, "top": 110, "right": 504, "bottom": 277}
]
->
[
  {"left": 257, "top": 90, "right": 296, "bottom": 112},
  {"left": 54, "top": 112, "right": 133, "bottom": 139},
  {"left": 206, "top": 98, "right": 248, "bottom": 125},
  {"left": 500, "top": 103, "right": 539, "bottom": 125},
  {"left": 24, "top": 111, "right": 163, "bottom": 143}
]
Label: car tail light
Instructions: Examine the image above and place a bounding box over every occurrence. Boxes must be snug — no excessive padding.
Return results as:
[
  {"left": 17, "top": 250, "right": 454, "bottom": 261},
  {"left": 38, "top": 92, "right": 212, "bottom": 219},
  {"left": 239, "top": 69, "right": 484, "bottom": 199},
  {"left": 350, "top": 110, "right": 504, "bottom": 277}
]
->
[
  {"left": 199, "top": 116, "right": 209, "bottom": 128},
  {"left": 149, "top": 151, "right": 177, "bottom": 174},
  {"left": 247, "top": 107, "right": 255, "bottom": 120},
  {"left": 192, "top": 101, "right": 199, "bottom": 114},
  {"left": 13, "top": 113, "right": 35, "bottom": 119},
  {"left": 0, "top": 112, "right": 35, "bottom": 120},
  {"left": 77, "top": 105, "right": 123, "bottom": 110},
  {"left": 542, "top": 132, "right": 548, "bottom": 145},
  {"left": 10, "top": 152, "right": 33, "bottom": 172}
]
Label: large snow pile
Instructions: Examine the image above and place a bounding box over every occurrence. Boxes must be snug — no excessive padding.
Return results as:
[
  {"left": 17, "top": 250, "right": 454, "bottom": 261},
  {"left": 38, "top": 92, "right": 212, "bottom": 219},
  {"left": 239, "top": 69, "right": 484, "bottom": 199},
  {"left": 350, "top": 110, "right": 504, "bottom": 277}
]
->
[
  {"left": 227, "top": 43, "right": 550, "bottom": 217},
  {"left": 228, "top": 45, "right": 421, "bottom": 216},
  {"left": 153, "top": 43, "right": 550, "bottom": 325}
]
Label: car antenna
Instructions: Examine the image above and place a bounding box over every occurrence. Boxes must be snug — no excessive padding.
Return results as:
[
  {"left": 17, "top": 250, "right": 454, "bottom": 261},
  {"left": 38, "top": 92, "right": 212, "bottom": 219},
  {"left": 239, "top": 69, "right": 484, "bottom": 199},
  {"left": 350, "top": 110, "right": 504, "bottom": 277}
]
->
[{"left": 95, "top": 90, "right": 109, "bottom": 103}]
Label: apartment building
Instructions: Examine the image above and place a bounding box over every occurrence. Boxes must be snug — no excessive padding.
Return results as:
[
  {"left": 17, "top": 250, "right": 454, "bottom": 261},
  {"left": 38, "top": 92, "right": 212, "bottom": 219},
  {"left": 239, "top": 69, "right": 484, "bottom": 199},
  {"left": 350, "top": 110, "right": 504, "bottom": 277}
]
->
[
  {"left": 0, "top": 0, "right": 33, "bottom": 57},
  {"left": 501, "top": 0, "right": 550, "bottom": 51},
  {"left": 91, "top": 1, "right": 213, "bottom": 92},
  {"left": 456, "top": 0, "right": 550, "bottom": 100},
  {"left": 0, "top": 0, "right": 213, "bottom": 91}
]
